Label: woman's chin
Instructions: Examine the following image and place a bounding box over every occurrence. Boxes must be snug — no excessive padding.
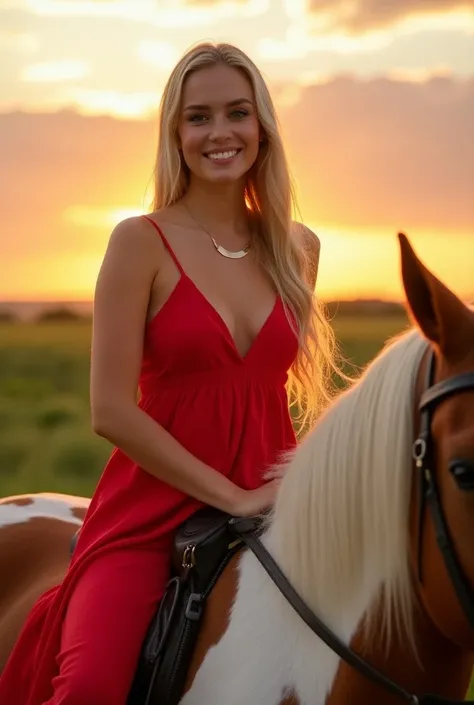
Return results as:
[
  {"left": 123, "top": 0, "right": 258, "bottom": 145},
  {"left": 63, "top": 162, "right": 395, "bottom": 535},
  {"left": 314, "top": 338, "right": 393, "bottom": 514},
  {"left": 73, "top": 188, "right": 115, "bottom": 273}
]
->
[{"left": 195, "top": 167, "right": 248, "bottom": 185}]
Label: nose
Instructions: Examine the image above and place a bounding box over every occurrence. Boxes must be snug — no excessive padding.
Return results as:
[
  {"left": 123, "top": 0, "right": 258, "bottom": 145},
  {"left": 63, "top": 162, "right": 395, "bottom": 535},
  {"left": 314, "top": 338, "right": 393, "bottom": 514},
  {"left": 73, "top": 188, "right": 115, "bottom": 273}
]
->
[{"left": 208, "top": 115, "right": 232, "bottom": 143}]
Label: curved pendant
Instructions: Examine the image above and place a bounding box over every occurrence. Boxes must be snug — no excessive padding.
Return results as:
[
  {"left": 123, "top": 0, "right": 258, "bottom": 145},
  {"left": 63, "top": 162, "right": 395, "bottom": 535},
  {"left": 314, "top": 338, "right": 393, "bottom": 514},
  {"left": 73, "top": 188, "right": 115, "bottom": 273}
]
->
[{"left": 211, "top": 237, "right": 251, "bottom": 259}]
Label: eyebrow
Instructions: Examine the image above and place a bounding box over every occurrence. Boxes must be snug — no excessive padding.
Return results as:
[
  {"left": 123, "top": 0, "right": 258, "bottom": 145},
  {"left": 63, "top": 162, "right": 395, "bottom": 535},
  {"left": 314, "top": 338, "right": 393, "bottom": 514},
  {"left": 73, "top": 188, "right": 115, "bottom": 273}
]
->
[{"left": 183, "top": 98, "right": 253, "bottom": 111}]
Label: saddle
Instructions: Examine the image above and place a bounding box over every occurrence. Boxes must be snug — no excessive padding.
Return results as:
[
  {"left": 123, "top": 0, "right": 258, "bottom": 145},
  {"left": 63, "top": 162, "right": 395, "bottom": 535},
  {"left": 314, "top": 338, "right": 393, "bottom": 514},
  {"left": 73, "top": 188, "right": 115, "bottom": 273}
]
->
[{"left": 70, "top": 509, "right": 261, "bottom": 705}]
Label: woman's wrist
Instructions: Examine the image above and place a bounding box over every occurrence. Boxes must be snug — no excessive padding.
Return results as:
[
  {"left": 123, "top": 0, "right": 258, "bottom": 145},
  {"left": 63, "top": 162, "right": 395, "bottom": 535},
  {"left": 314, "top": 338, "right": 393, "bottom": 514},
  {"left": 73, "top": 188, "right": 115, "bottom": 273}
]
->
[
  {"left": 215, "top": 479, "right": 246, "bottom": 515},
  {"left": 223, "top": 486, "right": 246, "bottom": 515}
]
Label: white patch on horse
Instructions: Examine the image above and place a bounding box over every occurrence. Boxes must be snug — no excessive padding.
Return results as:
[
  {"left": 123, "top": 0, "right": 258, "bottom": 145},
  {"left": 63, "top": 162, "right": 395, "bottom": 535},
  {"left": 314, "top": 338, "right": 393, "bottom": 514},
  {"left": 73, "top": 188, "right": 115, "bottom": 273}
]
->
[
  {"left": 0, "top": 494, "right": 88, "bottom": 528},
  {"left": 180, "top": 543, "right": 352, "bottom": 705}
]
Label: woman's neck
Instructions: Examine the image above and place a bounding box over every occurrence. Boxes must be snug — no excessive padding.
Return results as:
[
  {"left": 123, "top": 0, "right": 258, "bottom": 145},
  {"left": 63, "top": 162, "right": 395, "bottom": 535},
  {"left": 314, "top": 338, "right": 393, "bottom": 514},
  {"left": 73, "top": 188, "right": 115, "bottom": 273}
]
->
[{"left": 181, "top": 178, "right": 250, "bottom": 235}]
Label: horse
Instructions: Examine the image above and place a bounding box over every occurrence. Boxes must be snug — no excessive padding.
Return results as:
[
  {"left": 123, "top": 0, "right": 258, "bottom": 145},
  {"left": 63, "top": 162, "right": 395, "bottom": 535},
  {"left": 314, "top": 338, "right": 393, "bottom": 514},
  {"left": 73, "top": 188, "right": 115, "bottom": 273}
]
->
[{"left": 0, "top": 232, "right": 473, "bottom": 704}]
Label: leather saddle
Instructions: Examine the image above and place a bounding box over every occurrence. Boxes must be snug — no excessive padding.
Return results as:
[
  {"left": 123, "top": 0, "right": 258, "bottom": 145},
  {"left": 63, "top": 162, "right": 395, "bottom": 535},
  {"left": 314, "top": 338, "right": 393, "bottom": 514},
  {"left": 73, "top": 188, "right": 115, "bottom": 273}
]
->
[{"left": 70, "top": 508, "right": 261, "bottom": 705}]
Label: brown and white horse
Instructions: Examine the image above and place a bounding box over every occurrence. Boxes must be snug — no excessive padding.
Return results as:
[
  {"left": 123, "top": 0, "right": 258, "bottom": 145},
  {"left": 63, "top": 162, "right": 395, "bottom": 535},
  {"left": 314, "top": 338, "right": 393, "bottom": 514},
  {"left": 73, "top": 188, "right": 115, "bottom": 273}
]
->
[{"left": 0, "top": 233, "right": 473, "bottom": 704}]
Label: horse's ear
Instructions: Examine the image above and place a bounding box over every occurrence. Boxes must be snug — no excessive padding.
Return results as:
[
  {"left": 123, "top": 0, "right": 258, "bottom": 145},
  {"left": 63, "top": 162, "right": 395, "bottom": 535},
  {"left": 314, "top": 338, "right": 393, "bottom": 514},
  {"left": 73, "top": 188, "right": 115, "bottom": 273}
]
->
[{"left": 398, "top": 232, "right": 472, "bottom": 360}]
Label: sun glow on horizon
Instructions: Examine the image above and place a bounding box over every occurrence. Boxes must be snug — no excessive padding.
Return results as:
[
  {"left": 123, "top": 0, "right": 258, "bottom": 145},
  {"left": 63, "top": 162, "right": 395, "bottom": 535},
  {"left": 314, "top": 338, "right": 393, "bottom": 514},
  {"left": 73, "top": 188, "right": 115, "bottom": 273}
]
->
[
  {"left": 313, "top": 226, "right": 474, "bottom": 302},
  {"left": 2, "top": 213, "right": 472, "bottom": 304}
]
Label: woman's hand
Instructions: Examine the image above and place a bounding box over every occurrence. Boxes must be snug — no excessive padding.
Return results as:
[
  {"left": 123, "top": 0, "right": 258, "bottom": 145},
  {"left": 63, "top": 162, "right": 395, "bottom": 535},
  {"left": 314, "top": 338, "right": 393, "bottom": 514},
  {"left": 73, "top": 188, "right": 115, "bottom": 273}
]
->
[
  {"left": 230, "top": 479, "right": 281, "bottom": 517},
  {"left": 262, "top": 464, "right": 287, "bottom": 482}
]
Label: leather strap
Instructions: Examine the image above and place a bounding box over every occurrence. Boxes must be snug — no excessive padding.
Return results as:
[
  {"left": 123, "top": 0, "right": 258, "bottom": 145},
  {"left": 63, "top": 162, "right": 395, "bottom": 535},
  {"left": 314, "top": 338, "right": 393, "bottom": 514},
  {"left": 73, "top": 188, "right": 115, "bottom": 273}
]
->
[
  {"left": 420, "top": 374, "right": 474, "bottom": 413},
  {"left": 415, "top": 353, "right": 474, "bottom": 629},
  {"left": 424, "top": 464, "right": 474, "bottom": 630},
  {"left": 229, "top": 517, "right": 473, "bottom": 705}
]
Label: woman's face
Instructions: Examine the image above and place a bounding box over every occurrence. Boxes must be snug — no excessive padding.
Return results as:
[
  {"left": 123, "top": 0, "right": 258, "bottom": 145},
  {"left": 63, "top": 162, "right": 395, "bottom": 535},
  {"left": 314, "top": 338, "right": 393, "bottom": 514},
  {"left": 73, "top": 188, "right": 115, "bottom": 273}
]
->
[{"left": 177, "top": 63, "right": 262, "bottom": 186}]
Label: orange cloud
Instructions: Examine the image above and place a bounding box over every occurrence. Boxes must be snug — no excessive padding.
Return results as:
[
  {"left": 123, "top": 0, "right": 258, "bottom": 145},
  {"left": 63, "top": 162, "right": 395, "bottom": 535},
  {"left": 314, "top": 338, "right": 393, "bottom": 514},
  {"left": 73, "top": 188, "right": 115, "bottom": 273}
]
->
[
  {"left": 0, "top": 110, "right": 156, "bottom": 262},
  {"left": 0, "top": 75, "right": 472, "bottom": 273},
  {"left": 278, "top": 75, "right": 474, "bottom": 232},
  {"left": 307, "top": 0, "right": 474, "bottom": 32}
]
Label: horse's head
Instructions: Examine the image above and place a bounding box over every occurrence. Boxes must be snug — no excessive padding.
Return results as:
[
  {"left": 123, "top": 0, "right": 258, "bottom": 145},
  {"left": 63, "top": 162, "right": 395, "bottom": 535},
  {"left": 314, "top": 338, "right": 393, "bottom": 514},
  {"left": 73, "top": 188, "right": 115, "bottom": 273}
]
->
[{"left": 399, "top": 232, "right": 474, "bottom": 649}]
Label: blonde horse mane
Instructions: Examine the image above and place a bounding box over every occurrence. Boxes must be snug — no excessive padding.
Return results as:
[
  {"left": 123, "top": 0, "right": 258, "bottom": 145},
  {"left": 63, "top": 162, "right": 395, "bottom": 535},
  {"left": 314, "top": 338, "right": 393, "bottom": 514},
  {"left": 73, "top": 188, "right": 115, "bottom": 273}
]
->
[{"left": 268, "top": 327, "right": 429, "bottom": 652}]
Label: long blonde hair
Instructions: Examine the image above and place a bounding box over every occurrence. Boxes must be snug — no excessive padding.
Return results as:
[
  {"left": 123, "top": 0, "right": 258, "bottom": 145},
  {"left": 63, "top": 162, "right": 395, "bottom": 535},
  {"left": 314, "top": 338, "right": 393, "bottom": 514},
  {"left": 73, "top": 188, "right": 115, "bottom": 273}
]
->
[{"left": 151, "top": 41, "right": 345, "bottom": 432}]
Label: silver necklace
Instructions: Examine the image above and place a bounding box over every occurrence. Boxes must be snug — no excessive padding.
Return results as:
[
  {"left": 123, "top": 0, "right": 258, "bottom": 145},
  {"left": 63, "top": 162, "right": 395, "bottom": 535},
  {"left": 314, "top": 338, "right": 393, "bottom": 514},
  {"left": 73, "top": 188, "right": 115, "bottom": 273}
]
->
[{"left": 183, "top": 203, "right": 252, "bottom": 259}]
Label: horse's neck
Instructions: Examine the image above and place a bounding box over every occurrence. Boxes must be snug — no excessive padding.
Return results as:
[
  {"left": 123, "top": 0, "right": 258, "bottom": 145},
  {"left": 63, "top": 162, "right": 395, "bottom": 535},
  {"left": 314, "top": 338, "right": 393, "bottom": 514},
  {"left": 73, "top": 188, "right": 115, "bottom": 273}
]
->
[{"left": 327, "top": 585, "right": 474, "bottom": 704}]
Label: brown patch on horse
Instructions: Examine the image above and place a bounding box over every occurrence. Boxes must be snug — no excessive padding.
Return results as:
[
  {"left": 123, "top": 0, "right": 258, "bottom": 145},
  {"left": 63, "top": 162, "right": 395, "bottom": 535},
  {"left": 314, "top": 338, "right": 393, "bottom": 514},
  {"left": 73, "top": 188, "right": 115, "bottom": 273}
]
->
[
  {"left": 182, "top": 552, "right": 240, "bottom": 694},
  {"left": 0, "top": 516, "right": 75, "bottom": 604},
  {"left": 71, "top": 506, "right": 87, "bottom": 522},
  {"left": 0, "top": 516, "right": 75, "bottom": 670},
  {"left": 3, "top": 496, "right": 34, "bottom": 507},
  {"left": 327, "top": 588, "right": 474, "bottom": 705}
]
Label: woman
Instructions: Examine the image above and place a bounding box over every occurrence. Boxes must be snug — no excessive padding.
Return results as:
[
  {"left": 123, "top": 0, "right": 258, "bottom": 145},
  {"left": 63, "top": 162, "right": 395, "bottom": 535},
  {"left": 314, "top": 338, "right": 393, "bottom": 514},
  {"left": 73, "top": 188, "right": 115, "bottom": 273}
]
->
[{"left": 0, "top": 41, "right": 339, "bottom": 704}]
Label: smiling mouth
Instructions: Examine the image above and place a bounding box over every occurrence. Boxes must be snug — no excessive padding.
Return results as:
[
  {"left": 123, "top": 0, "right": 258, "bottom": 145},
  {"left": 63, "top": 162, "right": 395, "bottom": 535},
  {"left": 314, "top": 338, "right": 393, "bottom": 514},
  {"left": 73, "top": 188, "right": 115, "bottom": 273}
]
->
[{"left": 204, "top": 149, "right": 242, "bottom": 161}]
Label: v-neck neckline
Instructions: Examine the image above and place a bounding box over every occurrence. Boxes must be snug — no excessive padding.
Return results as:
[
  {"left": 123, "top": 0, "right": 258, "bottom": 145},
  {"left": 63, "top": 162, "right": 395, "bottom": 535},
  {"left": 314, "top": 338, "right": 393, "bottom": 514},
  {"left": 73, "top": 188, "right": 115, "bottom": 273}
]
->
[
  {"left": 140, "top": 215, "right": 280, "bottom": 361},
  {"left": 184, "top": 276, "right": 279, "bottom": 361}
]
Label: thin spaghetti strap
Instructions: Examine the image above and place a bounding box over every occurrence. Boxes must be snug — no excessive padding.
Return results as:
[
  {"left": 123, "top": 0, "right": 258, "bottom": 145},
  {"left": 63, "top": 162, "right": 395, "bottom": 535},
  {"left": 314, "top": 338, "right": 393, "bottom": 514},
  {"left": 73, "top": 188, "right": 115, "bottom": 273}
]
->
[{"left": 141, "top": 215, "right": 185, "bottom": 276}]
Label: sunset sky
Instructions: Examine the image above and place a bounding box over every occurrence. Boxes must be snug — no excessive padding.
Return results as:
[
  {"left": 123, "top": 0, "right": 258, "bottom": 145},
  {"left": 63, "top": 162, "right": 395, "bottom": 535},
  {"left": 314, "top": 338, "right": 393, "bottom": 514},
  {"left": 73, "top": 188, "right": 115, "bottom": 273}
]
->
[{"left": 1, "top": 0, "right": 473, "bottom": 302}]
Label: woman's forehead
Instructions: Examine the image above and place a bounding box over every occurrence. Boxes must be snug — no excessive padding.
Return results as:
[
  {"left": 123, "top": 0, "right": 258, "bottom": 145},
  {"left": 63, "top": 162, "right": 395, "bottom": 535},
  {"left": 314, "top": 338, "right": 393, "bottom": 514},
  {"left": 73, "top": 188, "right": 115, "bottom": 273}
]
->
[{"left": 182, "top": 64, "right": 253, "bottom": 107}]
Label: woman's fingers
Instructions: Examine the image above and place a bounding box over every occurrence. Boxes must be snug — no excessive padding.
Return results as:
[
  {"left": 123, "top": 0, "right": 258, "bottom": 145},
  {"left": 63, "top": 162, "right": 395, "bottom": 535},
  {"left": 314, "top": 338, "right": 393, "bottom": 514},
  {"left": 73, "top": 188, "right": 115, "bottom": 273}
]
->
[{"left": 263, "top": 465, "right": 286, "bottom": 481}]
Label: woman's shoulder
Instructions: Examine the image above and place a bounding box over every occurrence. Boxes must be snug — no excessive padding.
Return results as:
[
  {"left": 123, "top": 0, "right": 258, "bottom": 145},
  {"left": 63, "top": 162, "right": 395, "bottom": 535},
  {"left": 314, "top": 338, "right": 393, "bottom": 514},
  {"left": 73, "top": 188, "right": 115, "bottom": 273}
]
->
[
  {"left": 110, "top": 207, "right": 174, "bottom": 240},
  {"left": 108, "top": 213, "right": 154, "bottom": 246},
  {"left": 106, "top": 208, "right": 176, "bottom": 264}
]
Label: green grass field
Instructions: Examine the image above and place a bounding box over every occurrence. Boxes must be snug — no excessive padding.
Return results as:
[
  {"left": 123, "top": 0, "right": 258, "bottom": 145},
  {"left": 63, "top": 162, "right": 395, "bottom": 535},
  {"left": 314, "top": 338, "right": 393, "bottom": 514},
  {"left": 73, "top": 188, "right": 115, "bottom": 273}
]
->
[{"left": 0, "top": 315, "right": 473, "bottom": 698}]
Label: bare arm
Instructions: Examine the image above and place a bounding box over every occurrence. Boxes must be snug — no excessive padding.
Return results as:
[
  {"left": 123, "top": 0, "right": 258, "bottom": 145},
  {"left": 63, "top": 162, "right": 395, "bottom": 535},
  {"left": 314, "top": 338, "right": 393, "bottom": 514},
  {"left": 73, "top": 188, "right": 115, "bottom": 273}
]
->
[{"left": 90, "top": 216, "right": 245, "bottom": 513}]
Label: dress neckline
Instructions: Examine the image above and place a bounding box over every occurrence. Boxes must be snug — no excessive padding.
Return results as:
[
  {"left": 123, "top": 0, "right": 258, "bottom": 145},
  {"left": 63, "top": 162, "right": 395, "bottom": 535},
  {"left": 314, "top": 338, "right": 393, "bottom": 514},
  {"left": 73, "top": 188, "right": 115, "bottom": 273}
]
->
[{"left": 148, "top": 274, "right": 281, "bottom": 361}]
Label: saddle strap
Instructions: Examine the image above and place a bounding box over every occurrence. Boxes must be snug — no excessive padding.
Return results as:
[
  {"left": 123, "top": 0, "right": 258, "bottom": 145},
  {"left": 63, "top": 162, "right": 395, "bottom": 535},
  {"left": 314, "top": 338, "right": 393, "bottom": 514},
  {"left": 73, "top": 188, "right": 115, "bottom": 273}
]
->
[{"left": 229, "top": 517, "right": 474, "bottom": 705}]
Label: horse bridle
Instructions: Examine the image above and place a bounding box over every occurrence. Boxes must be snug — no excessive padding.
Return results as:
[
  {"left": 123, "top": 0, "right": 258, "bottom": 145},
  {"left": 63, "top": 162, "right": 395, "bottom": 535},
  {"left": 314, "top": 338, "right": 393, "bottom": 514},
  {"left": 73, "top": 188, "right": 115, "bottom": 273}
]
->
[
  {"left": 415, "top": 349, "right": 474, "bottom": 631},
  {"left": 230, "top": 348, "right": 474, "bottom": 705}
]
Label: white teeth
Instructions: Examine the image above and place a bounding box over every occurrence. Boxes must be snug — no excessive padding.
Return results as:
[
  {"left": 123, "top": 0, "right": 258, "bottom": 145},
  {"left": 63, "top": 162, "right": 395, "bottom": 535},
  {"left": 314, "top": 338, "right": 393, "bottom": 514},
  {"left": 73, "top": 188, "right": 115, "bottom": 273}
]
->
[{"left": 207, "top": 150, "right": 238, "bottom": 160}]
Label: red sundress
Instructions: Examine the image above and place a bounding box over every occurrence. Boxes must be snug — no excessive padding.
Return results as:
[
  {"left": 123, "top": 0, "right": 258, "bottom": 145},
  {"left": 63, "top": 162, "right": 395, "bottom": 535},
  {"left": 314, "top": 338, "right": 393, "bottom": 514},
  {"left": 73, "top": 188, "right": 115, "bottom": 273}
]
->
[{"left": 0, "top": 215, "right": 298, "bottom": 703}]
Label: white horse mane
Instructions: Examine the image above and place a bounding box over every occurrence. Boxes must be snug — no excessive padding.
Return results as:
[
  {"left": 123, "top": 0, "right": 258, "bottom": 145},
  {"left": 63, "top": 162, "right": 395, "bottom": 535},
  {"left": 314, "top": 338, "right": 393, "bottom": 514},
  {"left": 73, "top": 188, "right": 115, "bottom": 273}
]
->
[{"left": 267, "top": 326, "right": 429, "bottom": 652}]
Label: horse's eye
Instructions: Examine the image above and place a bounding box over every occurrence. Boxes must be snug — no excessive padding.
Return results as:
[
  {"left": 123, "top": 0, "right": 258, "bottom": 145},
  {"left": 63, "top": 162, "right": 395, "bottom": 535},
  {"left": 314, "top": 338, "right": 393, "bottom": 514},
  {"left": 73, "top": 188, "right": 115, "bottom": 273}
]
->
[{"left": 449, "top": 459, "right": 474, "bottom": 491}]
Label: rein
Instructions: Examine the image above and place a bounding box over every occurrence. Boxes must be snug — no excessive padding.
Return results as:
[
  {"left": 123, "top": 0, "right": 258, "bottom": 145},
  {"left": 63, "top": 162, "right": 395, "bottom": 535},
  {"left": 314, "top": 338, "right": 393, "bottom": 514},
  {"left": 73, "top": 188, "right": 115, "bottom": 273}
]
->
[
  {"left": 229, "top": 516, "right": 470, "bottom": 705},
  {"left": 228, "top": 349, "right": 474, "bottom": 705}
]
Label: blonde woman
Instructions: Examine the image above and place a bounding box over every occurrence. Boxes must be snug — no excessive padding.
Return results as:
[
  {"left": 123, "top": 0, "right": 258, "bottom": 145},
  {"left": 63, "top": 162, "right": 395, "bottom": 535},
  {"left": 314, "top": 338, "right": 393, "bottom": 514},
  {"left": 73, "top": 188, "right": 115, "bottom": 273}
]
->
[{"left": 0, "top": 42, "right": 338, "bottom": 705}]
